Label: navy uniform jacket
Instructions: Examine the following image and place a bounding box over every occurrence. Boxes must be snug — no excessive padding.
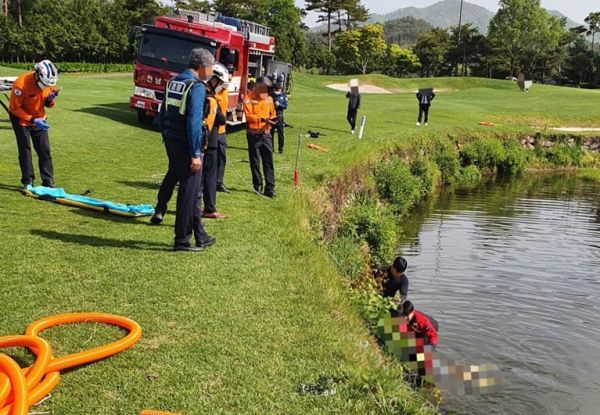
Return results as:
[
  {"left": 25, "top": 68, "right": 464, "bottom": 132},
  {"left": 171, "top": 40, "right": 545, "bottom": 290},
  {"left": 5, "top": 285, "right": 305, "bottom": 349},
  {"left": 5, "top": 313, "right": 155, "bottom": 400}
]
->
[
  {"left": 159, "top": 69, "right": 206, "bottom": 158},
  {"left": 272, "top": 91, "right": 288, "bottom": 116}
]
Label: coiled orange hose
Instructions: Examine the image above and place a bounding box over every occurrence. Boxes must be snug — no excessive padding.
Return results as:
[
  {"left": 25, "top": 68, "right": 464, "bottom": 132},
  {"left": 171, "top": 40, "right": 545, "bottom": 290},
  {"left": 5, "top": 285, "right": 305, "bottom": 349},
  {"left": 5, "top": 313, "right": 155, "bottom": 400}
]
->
[{"left": 0, "top": 313, "right": 141, "bottom": 415}]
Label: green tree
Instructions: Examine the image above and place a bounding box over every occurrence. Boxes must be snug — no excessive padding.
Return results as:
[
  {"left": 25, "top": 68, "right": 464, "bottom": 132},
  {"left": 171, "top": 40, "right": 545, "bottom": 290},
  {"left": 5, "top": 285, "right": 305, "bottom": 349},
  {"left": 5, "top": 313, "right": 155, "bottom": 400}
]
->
[
  {"left": 256, "top": 0, "right": 305, "bottom": 64},
  {"left": 488, "top": 0, "right": 566, "bottom": 77},
  {"left": 414, "top": 28, "right": 451, "bottom": 77},
  {"left": 383, "top": 17, "right": 432, "bottom": 46},
  {"left": 333, "top": 23, "right": 386, "bottom": 74},
  {"left": 385, "top": 44, "right": 421, "bottom": 77},
  {"left": 448, "top": 23, "right": 482, "bottom": 76},
  {"left": 212, "top": 0, "right": 262, "bottom": 20},
  {"left": 305, "top": 0, "right": 344, "bottom": 50}
]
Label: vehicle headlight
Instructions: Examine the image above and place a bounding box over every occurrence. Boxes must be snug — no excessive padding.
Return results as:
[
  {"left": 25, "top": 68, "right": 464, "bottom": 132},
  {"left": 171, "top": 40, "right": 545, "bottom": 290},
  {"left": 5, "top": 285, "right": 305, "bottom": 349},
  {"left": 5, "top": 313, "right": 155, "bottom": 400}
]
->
[{"left": 134, "top": 86, "right": 157, "bottom": 100}]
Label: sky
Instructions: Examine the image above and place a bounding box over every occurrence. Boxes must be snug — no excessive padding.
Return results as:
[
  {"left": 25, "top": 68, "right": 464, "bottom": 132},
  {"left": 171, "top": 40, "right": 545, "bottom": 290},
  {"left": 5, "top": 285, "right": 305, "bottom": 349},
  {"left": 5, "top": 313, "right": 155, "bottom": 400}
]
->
[{"left": 296, "top": 0, "right": 597, "bottom": 27}]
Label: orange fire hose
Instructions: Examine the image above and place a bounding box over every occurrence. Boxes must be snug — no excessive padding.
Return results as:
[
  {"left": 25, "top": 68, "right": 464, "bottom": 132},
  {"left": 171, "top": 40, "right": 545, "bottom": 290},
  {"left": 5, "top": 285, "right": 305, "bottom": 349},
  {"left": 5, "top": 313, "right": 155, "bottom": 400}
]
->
[{"left": 0, "top": 313, "right": 142, "bottom": 415}]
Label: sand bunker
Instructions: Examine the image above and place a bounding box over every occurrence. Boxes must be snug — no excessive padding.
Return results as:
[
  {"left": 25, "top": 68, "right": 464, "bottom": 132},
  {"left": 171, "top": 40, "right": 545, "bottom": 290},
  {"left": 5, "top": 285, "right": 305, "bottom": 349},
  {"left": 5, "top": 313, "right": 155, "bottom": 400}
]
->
[
  {"left": 326, "top": 83, "right": 391, "bottom": 94},
  {"left": 551, "top": 127, "right": 600, "bottom": 132}
]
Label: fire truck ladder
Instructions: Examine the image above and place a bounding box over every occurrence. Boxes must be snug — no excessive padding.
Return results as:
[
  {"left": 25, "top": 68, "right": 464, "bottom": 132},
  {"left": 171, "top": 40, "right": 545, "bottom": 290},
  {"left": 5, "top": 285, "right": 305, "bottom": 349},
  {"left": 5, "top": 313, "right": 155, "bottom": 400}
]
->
[{"left": 170, "top": 8, "right": 270, "bottom": 39}]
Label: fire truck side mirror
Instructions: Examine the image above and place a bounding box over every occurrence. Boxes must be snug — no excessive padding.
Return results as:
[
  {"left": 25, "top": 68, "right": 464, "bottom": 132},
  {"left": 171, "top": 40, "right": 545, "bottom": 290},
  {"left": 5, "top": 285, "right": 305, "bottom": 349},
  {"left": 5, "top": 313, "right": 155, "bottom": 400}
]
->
[{"left": 127, "top": 26, "right": 141, "bottom": 56}]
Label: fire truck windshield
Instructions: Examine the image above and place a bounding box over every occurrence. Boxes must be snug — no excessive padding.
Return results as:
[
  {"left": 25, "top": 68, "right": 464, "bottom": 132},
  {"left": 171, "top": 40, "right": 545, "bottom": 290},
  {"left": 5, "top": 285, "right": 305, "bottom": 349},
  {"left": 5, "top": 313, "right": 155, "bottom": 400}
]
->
[{"left": 138, "top": 32, "right": 216, "bottom": 73}]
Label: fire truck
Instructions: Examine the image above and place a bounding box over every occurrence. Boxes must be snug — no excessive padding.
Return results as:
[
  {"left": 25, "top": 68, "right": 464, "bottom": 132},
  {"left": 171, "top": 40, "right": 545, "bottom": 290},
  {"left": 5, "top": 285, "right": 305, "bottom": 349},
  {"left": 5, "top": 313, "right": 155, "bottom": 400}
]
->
[{"left": 129, "top": 8, "right": 292, "bottom": 126}]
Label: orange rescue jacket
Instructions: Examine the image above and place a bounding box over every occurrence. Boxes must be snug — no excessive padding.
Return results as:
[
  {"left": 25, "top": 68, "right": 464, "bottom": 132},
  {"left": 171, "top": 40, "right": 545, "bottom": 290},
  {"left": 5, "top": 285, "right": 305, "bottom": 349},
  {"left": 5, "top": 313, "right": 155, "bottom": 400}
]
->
[
  {"left": 216, "top": 89, "right": 228, "bottom": 134},
  {"left": 243, "top": 91, "right": 276, "bottom": 133},
  {"left": 9, "top": 71, "right": 57, "bottom": 126}
]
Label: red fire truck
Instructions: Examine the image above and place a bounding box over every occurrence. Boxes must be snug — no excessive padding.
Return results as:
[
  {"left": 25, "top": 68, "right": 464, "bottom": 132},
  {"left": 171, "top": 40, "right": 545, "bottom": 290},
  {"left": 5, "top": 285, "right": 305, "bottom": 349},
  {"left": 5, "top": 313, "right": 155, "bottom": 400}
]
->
[{"left": 129, "top": 8, "right": 291, "bottom": 125}]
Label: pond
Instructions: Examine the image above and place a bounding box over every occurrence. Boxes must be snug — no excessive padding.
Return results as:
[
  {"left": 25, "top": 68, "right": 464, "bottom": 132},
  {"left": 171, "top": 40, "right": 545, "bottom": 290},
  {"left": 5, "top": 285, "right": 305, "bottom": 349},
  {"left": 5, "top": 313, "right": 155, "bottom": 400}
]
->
[{"left": 400, "top": 174, "right": 600, "bottom": 415}]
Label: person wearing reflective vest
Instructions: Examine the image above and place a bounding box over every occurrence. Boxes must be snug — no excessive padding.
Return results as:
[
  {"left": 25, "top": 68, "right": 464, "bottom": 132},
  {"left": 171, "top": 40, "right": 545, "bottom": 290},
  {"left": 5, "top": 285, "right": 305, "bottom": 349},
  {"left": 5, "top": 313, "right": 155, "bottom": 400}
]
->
[
  {"left": 201, "top": 64, "right": 228, "bottom": 219},
  {"left": 156, "top": 48, "right": 216, "bottom": 252},
  {"left": 9, "top": 60, "right": 60, "bottom": 189},
  {"left": 215, "top": 85, "right": 230, "bottom": 193},
  {"left": 243, "top": 76, "right": 277, "bottom": 198}
]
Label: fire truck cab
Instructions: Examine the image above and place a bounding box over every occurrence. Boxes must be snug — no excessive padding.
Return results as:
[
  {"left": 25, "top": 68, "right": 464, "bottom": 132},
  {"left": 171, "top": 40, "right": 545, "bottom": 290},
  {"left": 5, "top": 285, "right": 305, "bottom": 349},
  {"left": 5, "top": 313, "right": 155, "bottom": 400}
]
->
[{"left": 130, "top": 8, "right": 291, "bottom": 125}]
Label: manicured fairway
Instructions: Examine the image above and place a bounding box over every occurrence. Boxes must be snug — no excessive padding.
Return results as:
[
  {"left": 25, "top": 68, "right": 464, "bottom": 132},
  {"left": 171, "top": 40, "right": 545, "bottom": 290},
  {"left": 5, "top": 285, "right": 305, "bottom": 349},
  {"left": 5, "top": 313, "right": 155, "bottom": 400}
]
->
[{"left": 0, "top": 66, "right": 598, "bottom": 414}]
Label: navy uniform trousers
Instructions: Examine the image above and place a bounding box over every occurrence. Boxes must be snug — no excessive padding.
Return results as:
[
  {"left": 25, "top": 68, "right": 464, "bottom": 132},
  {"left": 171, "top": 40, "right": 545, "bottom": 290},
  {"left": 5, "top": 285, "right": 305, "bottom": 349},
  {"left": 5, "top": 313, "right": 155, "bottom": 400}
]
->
[{"left": 163, "top": 138, "right": 209, "bottom": 247}]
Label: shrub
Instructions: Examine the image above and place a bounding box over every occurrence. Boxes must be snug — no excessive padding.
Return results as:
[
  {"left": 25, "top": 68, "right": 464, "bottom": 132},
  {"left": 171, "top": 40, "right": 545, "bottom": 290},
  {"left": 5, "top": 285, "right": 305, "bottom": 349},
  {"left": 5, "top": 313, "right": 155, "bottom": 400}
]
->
[
  {"left": 434, "top": 144, "right": 460, "bottom": 182},
  {"left": 339, "top": 196, "right": 399, "bottom": 265},
  {"left": 373, "top": 158, "right": 423, "bottom": 216},
  {"left": 498, "top": 140, "right": 528, "bottom": 175},
  {"left": 351, "top": 279, "right": 397, "bottom": 329},
  {"left": 0, "top": 62, "right": 133, "bottom": 73},
  {"left": 546, "top": 144, "right": 583, "bottom": 167},
  {"left": 460, "top": 138, "right": 506, "bottom": 171},
  {"left": 328, "top": 235, "right": 369, "bottom": 281},
  {"left": 453, "top": 164, "right": 482, "bottom": 185},
  {"left": 410, "top": 158, "right": 442, "bottom": 197}
]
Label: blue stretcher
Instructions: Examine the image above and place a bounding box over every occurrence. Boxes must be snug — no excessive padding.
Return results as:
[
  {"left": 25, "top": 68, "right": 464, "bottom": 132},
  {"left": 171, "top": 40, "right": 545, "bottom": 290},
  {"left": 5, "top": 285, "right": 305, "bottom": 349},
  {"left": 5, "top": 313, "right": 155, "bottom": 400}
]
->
[{"left": 23, "top": 185, "right": 155, "bottom": 217}]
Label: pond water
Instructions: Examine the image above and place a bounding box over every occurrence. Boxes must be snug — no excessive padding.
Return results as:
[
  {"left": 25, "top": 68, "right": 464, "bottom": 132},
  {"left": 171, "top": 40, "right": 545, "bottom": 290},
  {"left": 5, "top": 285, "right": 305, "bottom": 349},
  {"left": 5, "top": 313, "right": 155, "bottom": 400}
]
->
[{"left": 399, "top": 174, "right": 600, "bottom": 415}]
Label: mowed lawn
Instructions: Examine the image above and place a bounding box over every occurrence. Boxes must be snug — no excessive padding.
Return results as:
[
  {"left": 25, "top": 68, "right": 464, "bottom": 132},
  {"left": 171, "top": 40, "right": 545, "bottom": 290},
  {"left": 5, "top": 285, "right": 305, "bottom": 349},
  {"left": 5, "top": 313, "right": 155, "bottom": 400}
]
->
[{"left": 0, "top": 66, "right": 599, "bottom": 414}]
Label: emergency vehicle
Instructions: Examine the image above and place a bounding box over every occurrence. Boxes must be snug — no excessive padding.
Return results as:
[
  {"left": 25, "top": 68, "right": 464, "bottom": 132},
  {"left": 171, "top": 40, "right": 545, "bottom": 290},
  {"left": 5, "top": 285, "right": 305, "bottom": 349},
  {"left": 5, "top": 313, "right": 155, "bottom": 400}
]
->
[{"left": 129, "top": 8, "right": 291, "bottom": 125}]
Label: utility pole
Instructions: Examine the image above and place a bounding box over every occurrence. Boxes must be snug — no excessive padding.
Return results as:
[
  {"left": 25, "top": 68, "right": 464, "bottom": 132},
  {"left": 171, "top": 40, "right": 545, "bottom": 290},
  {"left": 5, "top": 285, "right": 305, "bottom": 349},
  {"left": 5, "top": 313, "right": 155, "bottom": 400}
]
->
[{"left": 456, "top": 0, "right": 464, "bottom": 76}]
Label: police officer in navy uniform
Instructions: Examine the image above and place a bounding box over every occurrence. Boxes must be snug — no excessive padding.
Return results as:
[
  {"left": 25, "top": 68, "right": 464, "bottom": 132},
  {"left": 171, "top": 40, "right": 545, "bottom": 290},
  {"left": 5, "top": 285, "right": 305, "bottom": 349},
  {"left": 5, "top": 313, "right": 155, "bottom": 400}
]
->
[
  {"left": 271, "top": 82, "right": 288, "bottom": 154},
  {"left": 158, "top": 48, "right": 216, "bottom": 252}
]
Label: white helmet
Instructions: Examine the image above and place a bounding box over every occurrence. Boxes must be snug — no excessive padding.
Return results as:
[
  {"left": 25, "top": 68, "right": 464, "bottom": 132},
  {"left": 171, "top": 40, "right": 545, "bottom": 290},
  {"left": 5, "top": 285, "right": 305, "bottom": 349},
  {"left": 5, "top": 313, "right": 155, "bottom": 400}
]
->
[
  {"left": 212, "top": 63, "right": 229, "bottom": 84},
  {"left": 34, "top": 60, "right": 59, "bottom": 88}
]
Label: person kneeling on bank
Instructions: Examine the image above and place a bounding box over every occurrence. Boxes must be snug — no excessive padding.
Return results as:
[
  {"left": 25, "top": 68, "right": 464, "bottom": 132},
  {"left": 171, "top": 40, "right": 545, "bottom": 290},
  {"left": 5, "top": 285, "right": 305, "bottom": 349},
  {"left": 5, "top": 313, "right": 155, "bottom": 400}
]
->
[{"left": 374, "top": 256, "right": 409, "bottom": 308}]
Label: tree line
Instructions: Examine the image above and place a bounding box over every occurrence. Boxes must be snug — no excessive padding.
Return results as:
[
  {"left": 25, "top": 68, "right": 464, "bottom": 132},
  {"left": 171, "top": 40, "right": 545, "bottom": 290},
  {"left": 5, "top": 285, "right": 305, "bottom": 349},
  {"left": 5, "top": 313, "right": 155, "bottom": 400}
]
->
[{"left": 0, "top": 0, "right": 598, "bottom": 87}]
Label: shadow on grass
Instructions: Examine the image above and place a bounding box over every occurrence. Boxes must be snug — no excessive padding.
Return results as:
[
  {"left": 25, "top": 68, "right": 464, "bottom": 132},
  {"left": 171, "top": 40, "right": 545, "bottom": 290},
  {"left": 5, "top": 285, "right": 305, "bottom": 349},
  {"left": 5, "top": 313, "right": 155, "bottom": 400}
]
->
[
  {"left": 67, "top": 208, "right": 152, "bottom": 225},
  {"left": 117, "top": 180, "right": 160, "bottom": 190},
  {"left": 31, "top": 229, "right": 170, "bottom": 251},
  {"left": 308, "top": 125, "right": 347, "bottom": 134},
  {"left": 72, "top": 102, "right": 157, "bottom": 130},
  {"left": 0, "top": 183, "right": 21, "bottom": 193}
]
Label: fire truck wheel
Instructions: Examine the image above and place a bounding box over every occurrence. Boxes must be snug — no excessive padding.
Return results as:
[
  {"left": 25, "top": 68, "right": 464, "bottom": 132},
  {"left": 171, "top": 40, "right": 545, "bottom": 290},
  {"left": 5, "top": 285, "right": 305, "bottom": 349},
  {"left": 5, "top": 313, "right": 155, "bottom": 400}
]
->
[{"left": 137, "top": 109, "right": 155, "bottom": 125}]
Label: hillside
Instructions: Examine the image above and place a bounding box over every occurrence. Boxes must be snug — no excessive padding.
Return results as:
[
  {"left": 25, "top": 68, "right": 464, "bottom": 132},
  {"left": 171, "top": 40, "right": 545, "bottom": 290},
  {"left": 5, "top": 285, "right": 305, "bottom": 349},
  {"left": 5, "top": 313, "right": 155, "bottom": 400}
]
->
[
  {"left": 310, "top": 0, "right": 582, "bottom": 35},
  {"left": 369, "top": 0, "right": 493, "bottom": 33}
]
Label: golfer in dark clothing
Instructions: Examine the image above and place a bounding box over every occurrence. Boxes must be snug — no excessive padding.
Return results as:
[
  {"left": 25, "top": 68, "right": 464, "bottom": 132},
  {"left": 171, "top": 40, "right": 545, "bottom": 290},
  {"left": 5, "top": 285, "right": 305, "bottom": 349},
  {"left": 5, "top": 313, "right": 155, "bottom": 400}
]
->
[
  {"left": 416, "top": 90, "right": 435, "bottom": 126},
  {"left": 346, "top": 90, "right": 361, "bottom": 134},
  {"left": 374, "top": 256, "right": 409, "bottom": 304},
  {"left": 157, "top": 48, "right": 216, "bottom": 252}
]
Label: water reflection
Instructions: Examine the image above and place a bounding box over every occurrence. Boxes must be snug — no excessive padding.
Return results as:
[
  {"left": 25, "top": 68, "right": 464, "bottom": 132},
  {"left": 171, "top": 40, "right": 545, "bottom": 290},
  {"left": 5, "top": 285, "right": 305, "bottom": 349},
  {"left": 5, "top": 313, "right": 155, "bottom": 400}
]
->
[{"left": 399, "top": 174, "right": 600, "bottom": 415}]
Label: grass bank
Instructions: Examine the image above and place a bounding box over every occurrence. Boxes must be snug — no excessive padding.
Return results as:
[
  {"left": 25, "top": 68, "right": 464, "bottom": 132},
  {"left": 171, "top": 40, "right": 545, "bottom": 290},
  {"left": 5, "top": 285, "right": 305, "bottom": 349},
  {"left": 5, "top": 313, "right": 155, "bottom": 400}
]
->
[{"left": 0, "top": 66, "right": 599, "bottom": 414}]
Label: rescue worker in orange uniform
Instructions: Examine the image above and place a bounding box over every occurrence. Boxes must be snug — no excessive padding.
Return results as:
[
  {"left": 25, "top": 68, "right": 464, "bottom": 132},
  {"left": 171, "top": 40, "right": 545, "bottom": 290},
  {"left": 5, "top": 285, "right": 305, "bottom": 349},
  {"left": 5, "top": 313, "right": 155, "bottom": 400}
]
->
[
  {"left": 215, "top": 84, "right": 230, "bottom": 193},
  {"left": 9, "top": 60, "right": 60, "bottom": 189},
  {"left": 201, "top": 63, "right": 228, "bottom": 219},
  {"left": 243, "top": 76, "right": 276, "bottom": 198}
]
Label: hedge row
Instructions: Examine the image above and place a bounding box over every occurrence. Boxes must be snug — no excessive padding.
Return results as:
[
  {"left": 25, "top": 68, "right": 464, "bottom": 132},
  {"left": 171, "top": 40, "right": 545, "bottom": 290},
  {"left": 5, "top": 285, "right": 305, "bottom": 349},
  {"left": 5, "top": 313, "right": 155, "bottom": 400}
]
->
[{"left": 0, "top": 62, "right": 134, "bottom": 73}]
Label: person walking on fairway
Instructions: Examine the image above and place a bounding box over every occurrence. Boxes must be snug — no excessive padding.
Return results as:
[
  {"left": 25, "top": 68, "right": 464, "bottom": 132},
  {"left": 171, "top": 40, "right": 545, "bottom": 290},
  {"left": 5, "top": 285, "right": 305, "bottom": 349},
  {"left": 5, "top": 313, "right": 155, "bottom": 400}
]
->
[
  {"left": 243, "top": 76, "right": 277, "bottom": 198},
  {"left": 9, "top": 60, "right": 60, "bottom": 189},
  {"left": 416, "top": 89, "right": 435, "bottom": 126},
  {"left": 346, "top": 89, "right": 361, "bottom": 134},
  {"left": 158, "top": 48, "right": 216, "bottom": 252},
  {"left": 271, "top": 82, "right": 288, "bottom": 154}
]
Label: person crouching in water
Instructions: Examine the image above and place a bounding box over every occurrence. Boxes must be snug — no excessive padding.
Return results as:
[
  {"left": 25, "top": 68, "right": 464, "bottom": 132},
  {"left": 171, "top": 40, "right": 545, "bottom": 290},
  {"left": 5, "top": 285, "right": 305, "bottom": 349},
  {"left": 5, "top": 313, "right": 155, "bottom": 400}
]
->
[
  {"left": 201, "top": 63, "right": 229, "bottom": 219},
  {"left": 374, "top": 256, "right": 409, "bottom": 311},
  {"left": 416, "top": 89, "right": 435, "bottom": 127},
  {"left": 346, "top": 89, "right": 361, "bottom": 135},
  {"left": 401, "top": 300, "right": 439, "bottom": 350},
  {"left": 243, "top": 76, "right": 277, "bottom": 198}
]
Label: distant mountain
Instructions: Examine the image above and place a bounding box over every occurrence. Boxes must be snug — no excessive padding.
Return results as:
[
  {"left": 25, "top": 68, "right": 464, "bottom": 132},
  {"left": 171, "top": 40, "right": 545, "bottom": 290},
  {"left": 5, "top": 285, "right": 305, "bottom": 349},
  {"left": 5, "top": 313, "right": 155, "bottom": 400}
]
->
[
  {"left": 368, "top": 0, "right": 494, "bottom": 33},
  {"left": 547, "top": 10, "right": 582, "bottom": 30},
  {"left": 309, "top": 0, "right": 583, "bottom": 35}
]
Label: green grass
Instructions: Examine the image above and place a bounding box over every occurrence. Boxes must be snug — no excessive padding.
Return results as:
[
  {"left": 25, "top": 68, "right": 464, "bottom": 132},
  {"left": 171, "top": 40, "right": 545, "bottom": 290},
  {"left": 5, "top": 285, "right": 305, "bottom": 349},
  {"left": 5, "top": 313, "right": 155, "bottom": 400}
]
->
[
  {"left": 578, "top": 168, "right": 600, "bottom": 182},
  {"left": 0, "top": 66, "right": 599, "bottom": 414}
]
